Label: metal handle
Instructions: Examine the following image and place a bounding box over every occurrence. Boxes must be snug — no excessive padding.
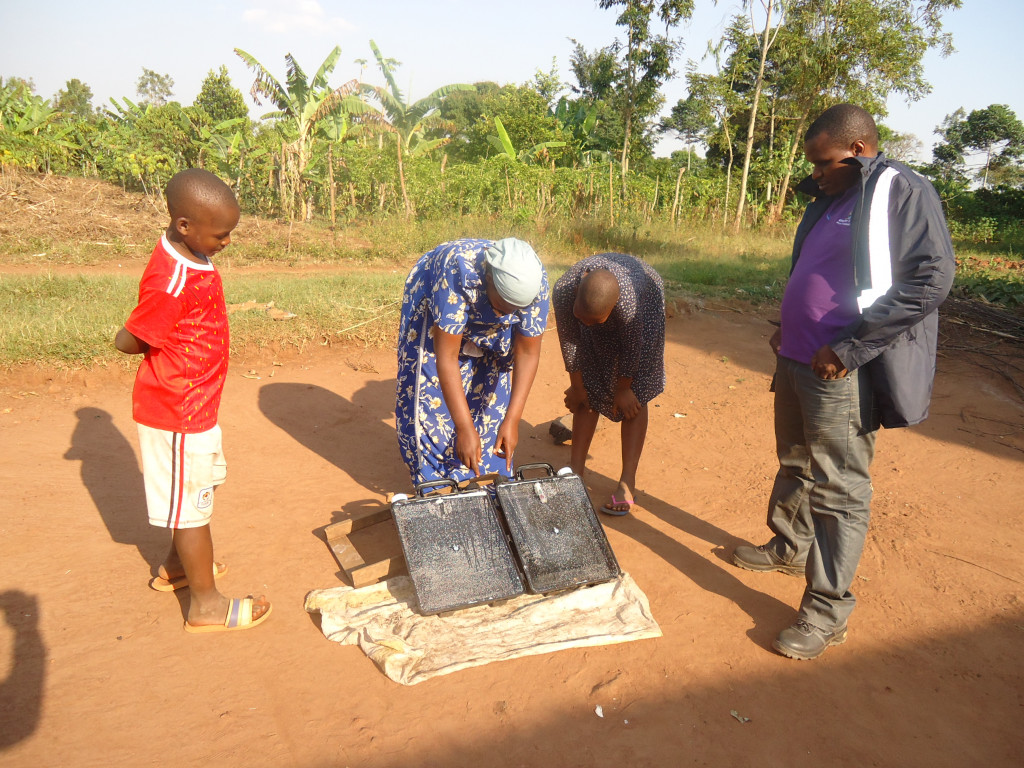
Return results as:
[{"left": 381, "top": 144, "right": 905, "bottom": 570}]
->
[
  {"left": 414, "top": 479, "right": 459, "bottom": 497},
  {"left": 515, "top": 462, "right": 555, "bottom": 480},
  {"left": 458, "top": 473, "right": 507, "bottom": 492}
]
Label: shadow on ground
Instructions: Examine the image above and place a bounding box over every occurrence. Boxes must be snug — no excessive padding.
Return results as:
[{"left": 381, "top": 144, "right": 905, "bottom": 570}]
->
[
  {"left": 63, "top": 407, "right": 165, "bottom": 569},
  {"left": 0, "top": 590, "right": 45, "bottom": 752}
]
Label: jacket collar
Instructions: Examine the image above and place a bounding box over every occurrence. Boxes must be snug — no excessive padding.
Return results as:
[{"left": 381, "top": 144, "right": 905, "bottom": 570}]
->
[{"left": 796, "top": 152, "right": 887, "bottom": 198}]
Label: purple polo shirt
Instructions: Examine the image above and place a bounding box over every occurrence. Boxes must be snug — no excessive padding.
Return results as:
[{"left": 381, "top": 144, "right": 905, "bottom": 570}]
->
[{"left": 778, "top": 187, "right": 861, "bottom": 364}]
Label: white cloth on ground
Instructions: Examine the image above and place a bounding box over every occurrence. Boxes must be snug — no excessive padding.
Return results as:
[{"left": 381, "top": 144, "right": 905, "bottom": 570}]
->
[{"left": 304, "top": 572, "right": 660, "bottom": 686}]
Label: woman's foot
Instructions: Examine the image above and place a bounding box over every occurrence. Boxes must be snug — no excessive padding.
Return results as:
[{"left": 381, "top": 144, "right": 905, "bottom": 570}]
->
[{"left": 600, "top": 483, "right": 635, "bottom": 516}]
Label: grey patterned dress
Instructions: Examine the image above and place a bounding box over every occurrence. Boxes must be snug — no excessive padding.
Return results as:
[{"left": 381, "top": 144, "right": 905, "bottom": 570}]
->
[{"left": 553, "top": 253, "right": 665, "bottom": 422}]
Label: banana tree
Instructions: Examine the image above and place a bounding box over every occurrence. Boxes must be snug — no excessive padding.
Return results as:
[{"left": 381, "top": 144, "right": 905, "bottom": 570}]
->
[
  {"left": 549, "top": 96, "right": 603, "bottom": 166},
  {"left": 488, "top": 116, "right": 566, "bottom": 164},
  {"left": 358, "top": 40, "right": 475, "bottom": 217},
  {"left": 235, "top": 45, "right": 365, "bottom": 220},
  {"left": 0, "top": 85, "right": 77, "bottom": 172}
]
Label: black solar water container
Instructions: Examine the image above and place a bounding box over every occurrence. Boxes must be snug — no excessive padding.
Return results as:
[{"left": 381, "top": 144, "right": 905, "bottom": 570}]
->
[
  {"left": 390, "top": 480, "right": 524, "bottom": 615},
  {"left": 495, "top": 464, "right": 621, "bottom": 593}
]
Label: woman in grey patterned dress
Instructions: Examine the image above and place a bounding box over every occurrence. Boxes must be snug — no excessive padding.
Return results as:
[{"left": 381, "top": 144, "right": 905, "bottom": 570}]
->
[{"left": 552, "top": 253, "right": 665, "bottom": 515}]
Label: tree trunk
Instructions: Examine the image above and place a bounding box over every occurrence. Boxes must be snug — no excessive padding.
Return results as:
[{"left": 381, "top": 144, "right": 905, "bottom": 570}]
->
[
  {"left": 770, "top": 112, "right": 809, "bottom": 223},
  {"left": 734, "top": 0, "right": 777, "bottom": 234},
  {"left": 397, "top": 136, "right": 412, "bottom": 219},
  {"left": 328, "top": 143, "right": 337, "bottom": 226},
  {"left": 621, "top": 111, "right": 632, "bottom": 198},
  {"left": 671, "top": 166, "right": 685, "bottom": 225},
  {"left": 608, "top": 161, "right": 615, "bottom": 226}
]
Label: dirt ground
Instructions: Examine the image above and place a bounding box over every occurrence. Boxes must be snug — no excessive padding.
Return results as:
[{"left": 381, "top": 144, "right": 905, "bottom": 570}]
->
[{"left": 1, "top": 289, "right": 1023, "bottom": 768}]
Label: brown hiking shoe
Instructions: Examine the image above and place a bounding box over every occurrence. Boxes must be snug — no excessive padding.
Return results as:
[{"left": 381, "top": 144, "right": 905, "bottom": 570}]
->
[
  {"left": 773, "top": 620, "right": 848, "bottom": 660},
  {"left": 732, "top": 544, "right": 806, "bottom": 577}
]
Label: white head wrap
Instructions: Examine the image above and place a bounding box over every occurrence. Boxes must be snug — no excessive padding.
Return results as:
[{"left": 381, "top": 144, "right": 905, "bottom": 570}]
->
[{"left": 484, "top": 238, "right": 543, "bottom": 307}]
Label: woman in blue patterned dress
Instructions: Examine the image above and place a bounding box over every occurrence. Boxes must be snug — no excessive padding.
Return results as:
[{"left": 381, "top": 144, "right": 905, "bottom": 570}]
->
[{"left": 395, "top": 238, "right": 549, "bottom": 487}]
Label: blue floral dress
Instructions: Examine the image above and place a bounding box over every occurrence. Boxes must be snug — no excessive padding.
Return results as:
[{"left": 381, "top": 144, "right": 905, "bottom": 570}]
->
[{"left": 396, "top": 239, "right": 550, "bottom": 486}]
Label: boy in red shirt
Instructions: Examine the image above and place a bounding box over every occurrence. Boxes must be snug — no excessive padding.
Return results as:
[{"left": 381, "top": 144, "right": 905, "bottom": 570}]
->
[{"left": 115, "top": 168, "right": 271, "bottom": 633}]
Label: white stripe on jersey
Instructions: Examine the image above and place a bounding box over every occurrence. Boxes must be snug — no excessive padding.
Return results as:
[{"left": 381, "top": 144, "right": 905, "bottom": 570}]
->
[{"left": 166, "top": 261, "right": 185, "bottom": 296}]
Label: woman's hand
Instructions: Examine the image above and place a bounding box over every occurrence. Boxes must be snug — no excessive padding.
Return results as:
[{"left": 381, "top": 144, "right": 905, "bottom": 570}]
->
[
  {"left": 493, "top": 419, "right": 519, "bottom": 474},
  {"left": 612, "top": 380, "right": 641, "bottom": 420},
  {"left": 564, "top": 383, "right": 591, "bottom": 414},
  {"left": 455, "top": 427, "right": 482, "bottom": 476}
]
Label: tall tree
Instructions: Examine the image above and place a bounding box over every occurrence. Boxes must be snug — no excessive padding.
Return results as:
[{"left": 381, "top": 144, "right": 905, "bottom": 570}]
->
[
  {"left": 877, "top": 125, "right": 922, "bottom": 163},
  {"left": 1, "top": 76, "right": 36, "bottom": 95},
  {"left": 597, "top": 0, "right": 694, "bottom": 190},
  {"left": 732, "top": 0, "right": 784, "bottom": 232},
  {"left": 438, "top": 82, "right": 501, "bottom": 162},
  {"left": 235, "top": 46, "right": 363, "bottom": 219},
  {"left": 568, "top": 41, "right": 629, "bottom": 161},
  {"left": 531, "top": 58, "right": 566, "bottom": 108},
  {"left": 52, "top": 78, "right": 94, "bottom": 119},
  {"left": 194, "top": 66, "right": 249, "bottom": 125},
  {"left": 659, "top": 91, "right": 713, "bottom": 171},
  {"left": 673, "top": 16, "right": 758, "bottom": 220},
  {"left": 934, "top": 104, "right": 1024, "bottom": 189},
  {"left": 764, "top": 0, "right": 962, "bottom": 220},
  {"left": 136, "top": 68, "right": 175, "bottom": 107},
  {"left": 359, "top": 40, "right": 474, "bottom": 218}
]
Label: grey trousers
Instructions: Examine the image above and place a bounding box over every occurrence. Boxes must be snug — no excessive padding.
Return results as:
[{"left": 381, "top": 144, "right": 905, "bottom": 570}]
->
[{"left": 766, "top": 355, "right": 878, "bottom": 631}]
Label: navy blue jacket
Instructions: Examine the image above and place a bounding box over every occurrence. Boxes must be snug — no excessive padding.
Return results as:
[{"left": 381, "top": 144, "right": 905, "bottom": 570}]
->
[{"left": 792, "top": 153, "right": 955, "bottom": 428}]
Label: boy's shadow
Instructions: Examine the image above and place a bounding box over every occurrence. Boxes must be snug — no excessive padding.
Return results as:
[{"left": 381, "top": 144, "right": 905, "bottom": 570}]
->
[
  {"left": 0, "top": 590, "right": 46, "bottom": 751},
  {"left": 63, "top": 408, "right": 165, "bottom": 569}
]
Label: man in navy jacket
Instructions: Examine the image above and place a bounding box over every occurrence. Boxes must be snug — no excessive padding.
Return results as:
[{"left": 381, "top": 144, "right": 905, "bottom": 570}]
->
[{"left": 732, "top": 104, "right": 955, "bottom": 660}]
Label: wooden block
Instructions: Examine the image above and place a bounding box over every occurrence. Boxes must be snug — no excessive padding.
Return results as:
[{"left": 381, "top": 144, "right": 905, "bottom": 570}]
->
[
  {"left": 329, "top": 504, "right": 394, "bottom": 536},
  {"left": 348, "top": 556, "right": 405, "bottom": 588},
  {"left": 325, "top": 512, "right": 406, "bottom": 587}
]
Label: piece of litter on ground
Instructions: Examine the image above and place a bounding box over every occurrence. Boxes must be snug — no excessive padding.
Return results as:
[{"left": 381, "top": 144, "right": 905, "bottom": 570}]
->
[
  {"left": 595, "top": 705, "right": 604, "bottom": 718},
  {"left": 242, "top": 370, "right": 261, "bottom": 380},
  {"left": 673, "top": 413, "right": 686, "bottom": 418},
  {"left": 730, "top": 709, "right": 750, "bottom": 724}
]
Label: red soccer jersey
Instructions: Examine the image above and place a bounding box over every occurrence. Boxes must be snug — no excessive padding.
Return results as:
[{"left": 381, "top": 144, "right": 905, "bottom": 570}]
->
[{"left": 125, "top": 236, "right": 230, "bottom": 432}]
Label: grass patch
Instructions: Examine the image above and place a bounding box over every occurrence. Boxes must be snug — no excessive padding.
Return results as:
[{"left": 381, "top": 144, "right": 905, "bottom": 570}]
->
[
  {"left": 0, "top": 271, "right": 413, "bottom": 367},
  {"left": 20, "top": 221, "right": 1023, "bottom": 369},
  {"left": 225, "top": 272, "right": 406, "bottom": 351},
  {"left": 0, "top": 250, "right": 789, "bottom": 368},
  {"left": 0, "top": 273, "right": 135, "bottom": 365},
  {"left": 952, "top": 250, "right": 1024, "bottom": 308}
]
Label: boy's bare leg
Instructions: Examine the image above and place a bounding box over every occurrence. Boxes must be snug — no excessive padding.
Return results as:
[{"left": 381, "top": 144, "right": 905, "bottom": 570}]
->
[
  {"left": 607, "top": 404, "right": 648, "bottom": 512},
  {"left": 158, "top": 539, "right": 224, "bottom": 583},
  {"left": 161, "top": 541, "right": 183, "bottom": 578},
  {"left": 569, "top": 408, "right": 600, "bottom": 479},
  {"left": 173, "top": 525, "right": 268, "bottom": 627}
]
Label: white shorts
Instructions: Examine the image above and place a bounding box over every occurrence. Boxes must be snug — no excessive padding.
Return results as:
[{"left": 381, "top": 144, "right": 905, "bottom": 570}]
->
[{"left": 137, "top": 423, "right": 227, "bottom": 529}]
